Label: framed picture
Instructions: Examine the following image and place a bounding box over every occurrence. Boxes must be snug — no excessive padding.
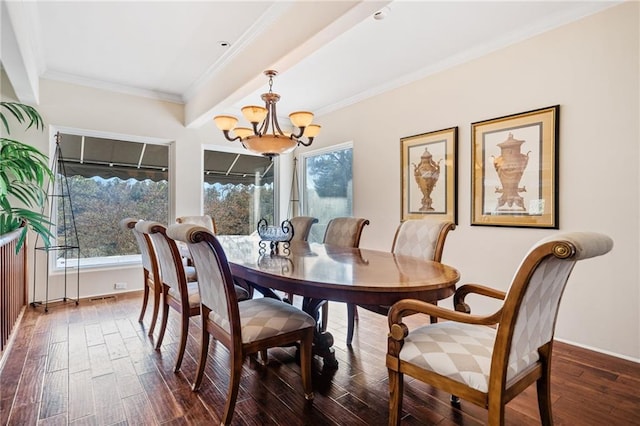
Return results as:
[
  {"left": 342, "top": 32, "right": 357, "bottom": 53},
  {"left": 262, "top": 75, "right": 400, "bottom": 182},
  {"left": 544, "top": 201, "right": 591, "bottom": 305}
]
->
[
  {"left": 471, "top": 105, "right": 559, "bottom": 228},
  {"left": 401, "top": 127, "right": 457, "bottom": 223}
]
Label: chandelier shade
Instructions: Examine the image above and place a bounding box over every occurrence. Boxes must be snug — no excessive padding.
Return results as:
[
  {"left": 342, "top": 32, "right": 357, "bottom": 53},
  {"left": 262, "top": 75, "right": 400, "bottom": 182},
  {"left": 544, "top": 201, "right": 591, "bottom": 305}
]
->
[{"left": 214, "top": 70, "right": 320, "bottom": 157}]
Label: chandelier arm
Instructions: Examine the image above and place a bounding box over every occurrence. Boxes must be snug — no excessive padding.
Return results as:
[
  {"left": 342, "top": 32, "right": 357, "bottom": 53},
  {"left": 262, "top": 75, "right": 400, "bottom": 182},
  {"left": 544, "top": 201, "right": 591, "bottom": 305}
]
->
[
  {"left": 271, "top": 102, "right": 285, "bottom": 136},
  {"left": 297, "top": 137, "right": 314, "bottom": 147},
  {"left": 258, "top": 101, "right": 270, "bottom": 136},
  {"left": 290, "top": 126, "right": 305, "bottom": 139},
  {"left": 222, "top": 130, "right": 242, "bottom": 143},
  {"left": 252, "top": 121, "right": 262, "bottom": 136}
]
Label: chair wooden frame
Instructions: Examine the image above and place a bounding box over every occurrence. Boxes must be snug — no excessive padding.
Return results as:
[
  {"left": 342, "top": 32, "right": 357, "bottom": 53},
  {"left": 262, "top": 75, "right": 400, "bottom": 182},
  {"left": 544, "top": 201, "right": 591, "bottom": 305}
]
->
[
  {"left": 168, "top": 224, "right": 315, "bottom": 425},
  {"left": 136, "top": 220, "right": 200, "bottom": 373},
  {"left": 386, "top": 233, "right": 613, "bottom": 426},
  {"left": 347, "top": 220, "right": 456, "bottom": 345},
  {"left": 119, "top": 218, "right": 162, "bottom": 336}
]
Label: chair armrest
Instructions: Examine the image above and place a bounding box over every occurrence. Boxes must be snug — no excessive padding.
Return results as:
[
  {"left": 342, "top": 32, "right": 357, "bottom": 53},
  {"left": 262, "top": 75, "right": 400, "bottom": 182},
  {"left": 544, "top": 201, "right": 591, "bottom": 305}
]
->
[
  {"left": 453, "top": 283, "right": 506, "bottom": 314},
  {"left": 388, "top": 299, "right": 501, "bottom": 339}
]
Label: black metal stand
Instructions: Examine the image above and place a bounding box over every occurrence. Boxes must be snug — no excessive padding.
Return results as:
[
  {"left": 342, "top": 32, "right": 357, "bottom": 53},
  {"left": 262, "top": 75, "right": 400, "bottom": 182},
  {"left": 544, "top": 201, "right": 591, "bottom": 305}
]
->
[{"left": 31, "top": 133, "right": 80, "bottom": 312}]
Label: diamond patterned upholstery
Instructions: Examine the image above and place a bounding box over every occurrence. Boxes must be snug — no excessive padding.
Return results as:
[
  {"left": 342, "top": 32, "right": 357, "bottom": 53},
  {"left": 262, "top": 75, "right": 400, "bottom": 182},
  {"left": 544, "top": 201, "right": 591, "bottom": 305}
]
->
[
  {"left": 387, "top": 231, "right": 613, "bottom": 426},
  {"left": 289, "top": 216, "right": 318, "bottom": 242},
  {"left": 392, "top": 219, "right": 454, "bottom": 261},
  {"left": 323, "top": 217, "right": 369, "bottom": 247},
  {"left": 349, "top": 219, "right": 455, "bottom": 346},
  {"left": 168, "top": 223, "right": 316, "bottom": 425}
]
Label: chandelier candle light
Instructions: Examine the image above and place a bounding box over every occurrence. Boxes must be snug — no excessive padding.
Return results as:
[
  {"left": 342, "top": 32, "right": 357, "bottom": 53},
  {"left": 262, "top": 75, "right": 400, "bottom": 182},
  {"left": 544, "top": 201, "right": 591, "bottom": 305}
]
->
[{"left": 214, "top": 70, "right": 321, "bottom": 157}]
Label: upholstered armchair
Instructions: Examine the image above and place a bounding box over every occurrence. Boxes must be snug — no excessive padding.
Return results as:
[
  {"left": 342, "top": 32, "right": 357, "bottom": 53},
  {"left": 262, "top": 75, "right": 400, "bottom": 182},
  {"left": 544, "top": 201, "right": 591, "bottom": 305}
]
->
[
  {"left": 386, "top": 232, "right": 613, "bottom": 426},
  {"left": 168, "top": 223, "right": 315, "bottom": 425},
  {"left": 348, "top": 219, "right": 456, "bottom": 344}
]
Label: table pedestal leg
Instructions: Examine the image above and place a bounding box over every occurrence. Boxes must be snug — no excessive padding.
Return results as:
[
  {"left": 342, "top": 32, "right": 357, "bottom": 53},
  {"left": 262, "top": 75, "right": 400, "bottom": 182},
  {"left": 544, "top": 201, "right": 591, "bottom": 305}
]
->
[{"left": 303, "top": 297, "right": 338, "bottom": 370}]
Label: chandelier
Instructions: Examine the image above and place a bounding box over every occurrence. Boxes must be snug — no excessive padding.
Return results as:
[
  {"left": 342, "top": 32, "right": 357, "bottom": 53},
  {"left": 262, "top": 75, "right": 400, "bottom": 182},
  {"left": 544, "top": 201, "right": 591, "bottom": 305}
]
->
[{"left": 214, "top": 70, "right": 321, "bottom": 158}]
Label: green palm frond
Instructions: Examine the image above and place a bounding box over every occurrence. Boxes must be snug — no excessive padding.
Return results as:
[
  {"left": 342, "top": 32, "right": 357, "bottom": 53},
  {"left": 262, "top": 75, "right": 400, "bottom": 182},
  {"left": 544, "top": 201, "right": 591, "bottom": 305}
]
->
[
  {"left": 0, "top": 102, "right": 44, "bottom": 133},
  {"left": 0, "top": 102, "right": 51, "bottom": 253}
]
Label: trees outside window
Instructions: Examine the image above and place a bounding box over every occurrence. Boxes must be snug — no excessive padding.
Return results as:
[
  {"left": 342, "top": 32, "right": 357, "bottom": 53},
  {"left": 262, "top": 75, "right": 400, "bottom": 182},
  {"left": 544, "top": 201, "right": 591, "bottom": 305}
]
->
[
  {"left": 57, "top": 133, "right": 169, "bottom": 268},
  {"left": 203, "top": 150, "right": 275, "bottom": 235},
  {"left": 301, "top": 143, "right": 353, "bottom": 243}
]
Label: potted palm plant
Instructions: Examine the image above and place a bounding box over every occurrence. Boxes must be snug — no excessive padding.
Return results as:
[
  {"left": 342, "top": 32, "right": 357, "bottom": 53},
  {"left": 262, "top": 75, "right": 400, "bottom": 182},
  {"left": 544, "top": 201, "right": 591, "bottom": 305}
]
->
[{"left": 0, "top": 102, "right": 53, "bottom": 252}]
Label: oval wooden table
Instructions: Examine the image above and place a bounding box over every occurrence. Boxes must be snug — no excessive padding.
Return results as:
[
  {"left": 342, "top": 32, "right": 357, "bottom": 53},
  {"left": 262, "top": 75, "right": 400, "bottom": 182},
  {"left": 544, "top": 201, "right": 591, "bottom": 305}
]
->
[{"left": 218, "top": 236, "right": 460, "bottom": 369}]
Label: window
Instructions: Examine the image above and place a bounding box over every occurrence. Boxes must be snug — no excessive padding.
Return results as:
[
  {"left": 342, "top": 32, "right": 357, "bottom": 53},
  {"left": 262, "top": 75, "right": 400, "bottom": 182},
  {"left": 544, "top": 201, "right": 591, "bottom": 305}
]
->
[
  {"left": 300, "top": 143, "right": 353, "bottom": 243},
  {"left": 56, "top": 131, "right": 169, "bottom": 269},
  {"left": 203, "top": 149, "right": 275, "bottom": 235}
]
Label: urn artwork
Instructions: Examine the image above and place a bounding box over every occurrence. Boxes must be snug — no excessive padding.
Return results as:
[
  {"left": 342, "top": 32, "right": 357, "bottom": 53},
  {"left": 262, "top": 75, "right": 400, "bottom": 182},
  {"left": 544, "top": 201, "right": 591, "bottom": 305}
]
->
[
  {"left": 413, "top": 148, "right": 441, "bottom": 212},
  {"left": 492, "top": 133, "right": 530, "bottom": 211}
]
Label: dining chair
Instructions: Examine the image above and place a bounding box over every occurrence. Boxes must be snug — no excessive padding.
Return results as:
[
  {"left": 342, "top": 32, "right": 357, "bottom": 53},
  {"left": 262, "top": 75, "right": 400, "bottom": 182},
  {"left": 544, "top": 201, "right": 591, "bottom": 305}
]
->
[
  {"left": 289, "top": 216, "right": 318, "bottom": 241},
  {"left": 283, "top": 216, "right": 318, "bottom": 304},
  {"left": 135, "top": 220, "right": 204, "bottom": 372},
  {"left": 347, "top": 219, "right": 456, "bottom": 345},
  {"left": 322, "top": 217, "right": 370, "bottom": 338},
  {"left": 119, "top": 218, "right": 162, "bottom": 336},
  {"left": 386, "top": 232, "right": 613, "bottom": 426},
  {"left": 176, "top": 214, "right": 217, "bottom": 234},
  {"left": 167, "top": 223, "right": 316, "bottom": 425}
]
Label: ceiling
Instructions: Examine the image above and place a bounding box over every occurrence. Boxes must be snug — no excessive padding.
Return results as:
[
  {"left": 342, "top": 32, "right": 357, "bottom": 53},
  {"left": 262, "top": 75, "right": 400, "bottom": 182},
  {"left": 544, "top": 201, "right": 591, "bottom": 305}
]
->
[{"left": 2, "top": 1, "right": 619, "bottom": 130}]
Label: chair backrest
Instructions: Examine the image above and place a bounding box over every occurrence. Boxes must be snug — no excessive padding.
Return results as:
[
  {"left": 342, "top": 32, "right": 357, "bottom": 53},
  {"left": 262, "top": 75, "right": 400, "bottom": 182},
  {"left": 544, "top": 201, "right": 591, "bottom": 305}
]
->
[
  {"left": 135, "top": 220, "right": 189, "bottom": 300},
  {"left": 323, "top": 217, "right": 370, "bottom": 248},
  {"left": 119, "top": 217, "right": 156, "bottom": 274},
  {"left": 391, "top": 219, "right": 456, "bottom": 262},
  {"left": 495, "top": 232, "right": 613, "bottom": 384},
  {"left": 176, "top": 215, "right": 217, "bottom": 234},
  {"left": 289, "top": 216, "right": 318, "bottom": 241},
  {"left": 167, "top": 223, "right": 238, "bottom": 337}
]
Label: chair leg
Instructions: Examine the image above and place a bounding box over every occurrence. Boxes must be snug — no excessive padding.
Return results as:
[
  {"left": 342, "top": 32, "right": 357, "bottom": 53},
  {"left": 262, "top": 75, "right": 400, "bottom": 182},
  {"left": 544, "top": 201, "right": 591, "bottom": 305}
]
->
[
  {"left": 487, "top": 396, "right": 506, "bottom": 426},
  {"left": 174, "top": 311, "right": 190, "bottom": 372},
  {"left": 388, "top": 369, "right": 403, "bottom": 426},
  {"left": 148, "top": 285, "right": 160, "bottom": 336},
  {"left": 192, "top": 326, "right": 210, "bottom": 391},
  {"left": 346, "top": 303, "right": 357, "bottom": 345},
  {"left": 300, "top": 329, "right": 314, "bottom": 401},
  {"left": 537, "top": 343, "right": 554, "bottom": 426},
  {"left": 138, "top": 278, "right": 150, "bottom": 323},
  {"left": 259, "top": 349, "right": 268, "bottom": 365},
  {"left": 155, "top": 293, "right": 170, "bottom": 350},
  {"left": 221, "top": 353, "right": 244, "bottom": 425},
  {"left": 429, "top": 301, "right": 438, "bottom": 324},
  {"left": 321, "top": 302, "right": 328, "bottom": 333}
]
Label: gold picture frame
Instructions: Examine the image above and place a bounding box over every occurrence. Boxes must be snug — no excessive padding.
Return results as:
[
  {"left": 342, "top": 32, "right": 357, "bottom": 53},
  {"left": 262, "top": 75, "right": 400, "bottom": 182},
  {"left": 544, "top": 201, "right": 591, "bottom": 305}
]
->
[
  {"left": 401, "top": 127, "right": 457, "bottom": 223},
  {"left": 471, "top": 105, "right": 559, "bottom": 228}
]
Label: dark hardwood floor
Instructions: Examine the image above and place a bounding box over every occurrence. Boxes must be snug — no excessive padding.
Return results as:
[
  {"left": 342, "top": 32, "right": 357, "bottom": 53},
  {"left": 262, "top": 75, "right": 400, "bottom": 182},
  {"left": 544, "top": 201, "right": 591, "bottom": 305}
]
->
[{"left": 1, "top": 291, "right": 638, "bottom": 425}]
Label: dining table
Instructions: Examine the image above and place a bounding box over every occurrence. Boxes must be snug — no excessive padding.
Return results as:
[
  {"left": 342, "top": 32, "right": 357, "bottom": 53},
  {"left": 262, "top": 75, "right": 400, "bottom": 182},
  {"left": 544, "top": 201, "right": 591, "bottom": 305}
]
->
[{"left": 216, "top": 235, "right": 460, "bottom": 369}]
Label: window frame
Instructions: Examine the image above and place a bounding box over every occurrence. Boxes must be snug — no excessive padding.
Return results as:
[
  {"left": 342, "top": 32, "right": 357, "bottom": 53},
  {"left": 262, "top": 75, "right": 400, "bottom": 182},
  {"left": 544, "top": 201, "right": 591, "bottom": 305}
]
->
[
  {"left": 48, "top": 125, "right": 173, "bottom": 272},
  {"left": 201, "top": 143, "right": 280, "bottom": 235},
  {"left": 298, "top": 141, "right": 353, "bottom": 242}
]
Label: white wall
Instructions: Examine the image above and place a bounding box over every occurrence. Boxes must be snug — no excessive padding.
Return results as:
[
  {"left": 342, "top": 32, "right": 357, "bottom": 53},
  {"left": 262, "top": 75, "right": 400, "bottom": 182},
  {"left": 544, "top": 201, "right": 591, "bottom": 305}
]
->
[
  {"left": 1, "top": 2, "right": 637, "bottom": 360},
  {"left": 299, "top": 2, "right": 639, "bottom": 360},
  {"left": 0, "top": 71, "right": 242, "bottom": 300}
]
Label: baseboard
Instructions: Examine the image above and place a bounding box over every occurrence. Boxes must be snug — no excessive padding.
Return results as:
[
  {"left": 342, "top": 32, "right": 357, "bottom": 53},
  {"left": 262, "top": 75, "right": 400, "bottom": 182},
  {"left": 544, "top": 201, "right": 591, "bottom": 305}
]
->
[{"left": 555, "top": 337, "right": 640, "bottom": 364}]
